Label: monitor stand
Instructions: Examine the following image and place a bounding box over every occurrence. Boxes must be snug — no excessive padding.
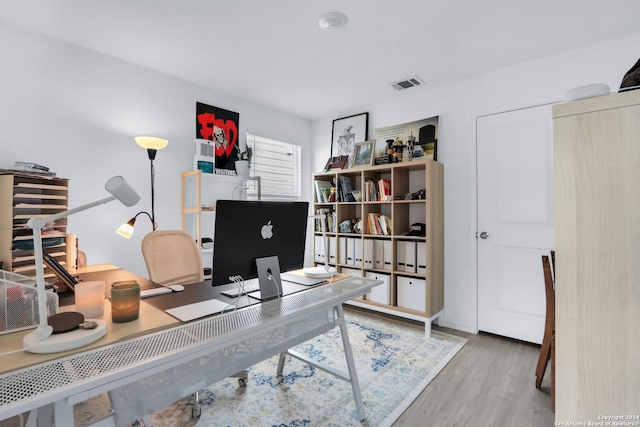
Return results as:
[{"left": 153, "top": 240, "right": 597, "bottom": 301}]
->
[{"left": 255, "top": 256, "right": 283, "bottom": 300}]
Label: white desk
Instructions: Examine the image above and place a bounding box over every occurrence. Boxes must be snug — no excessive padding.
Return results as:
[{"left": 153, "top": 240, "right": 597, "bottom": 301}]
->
[{"left": 0, "top": 276, "right": 380, "bottom": 426}]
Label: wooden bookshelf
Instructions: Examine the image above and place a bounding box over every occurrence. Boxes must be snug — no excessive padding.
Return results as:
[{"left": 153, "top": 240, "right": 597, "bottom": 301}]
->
[{"left": 313, "top": 158, "right": 444, "bottom": 334}]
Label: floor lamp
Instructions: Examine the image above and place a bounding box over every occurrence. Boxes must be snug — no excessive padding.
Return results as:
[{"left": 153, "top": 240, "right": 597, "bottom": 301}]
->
[
  {"left": 24, "top": 176, "right": 141, "bottom": 353},
  {"left": 116, "top": 136, "right": 168, "bottom": 238},
  {"left": 304, "top": 212, "right": 337, "bottom": 278}
]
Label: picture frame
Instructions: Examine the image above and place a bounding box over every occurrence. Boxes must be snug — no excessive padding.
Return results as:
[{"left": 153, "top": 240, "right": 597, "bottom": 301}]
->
[
  {"left": 196, "top": 102, "right": 240, "bottom": 174},
  {"left": 373, "top": 116, "right": 439, "bottom": 164},
  {"left": 323, "top": 155, "right": 349, "bottom": 171},
  {"left": 331, "top": 112, "right": 369, "bottom": 161},
  {"left": 352, "top": 140, "right": 376, "bottom": 167}
]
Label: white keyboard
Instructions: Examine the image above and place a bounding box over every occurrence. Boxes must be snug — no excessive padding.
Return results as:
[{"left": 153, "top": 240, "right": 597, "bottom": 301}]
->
[
  {"left": 140, "top": 287, "right": 173, "bottom": 298},
  {"left": 221, "top": 279, "right": 260, "bottom": 297}
]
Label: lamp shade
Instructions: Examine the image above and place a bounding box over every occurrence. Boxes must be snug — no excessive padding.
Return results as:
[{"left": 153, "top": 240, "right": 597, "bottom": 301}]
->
[
  {"left": 135, "top": 136, "right": 168, "bottom": 150},
  {"left": 116, "top": 218, "right": 136, "bottom": 239},
  {"left": 105, "top": 176, "right": 141, "bottom": 207}
]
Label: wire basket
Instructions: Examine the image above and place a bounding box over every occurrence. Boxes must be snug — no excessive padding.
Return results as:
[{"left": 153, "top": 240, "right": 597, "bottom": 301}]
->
[{"left": 0, "top": 270, "right": 59, "bottom": 335}]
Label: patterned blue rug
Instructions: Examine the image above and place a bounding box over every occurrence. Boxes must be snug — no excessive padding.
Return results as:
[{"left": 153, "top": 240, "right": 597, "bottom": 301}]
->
[{"left": 75, "top": 308, "right": 466, "bottom": 427}]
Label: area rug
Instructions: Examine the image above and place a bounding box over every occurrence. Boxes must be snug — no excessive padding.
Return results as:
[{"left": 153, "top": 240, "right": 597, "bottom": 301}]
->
[{"left": 74, "top": 308, "right": 466, "bottom": 427}]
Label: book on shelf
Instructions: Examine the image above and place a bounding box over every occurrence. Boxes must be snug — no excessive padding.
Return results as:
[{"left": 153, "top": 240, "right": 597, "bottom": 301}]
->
[
  {"left": 367, "top": 213, "right": 391, "bottom": 235},
  {"left": 337, "top": 176, "right": 356, "bottom": 202},
  {"left": 378, "top": 179, "right": 392, "bottom": 201},
  {"left": 364, "top": 177, "right": 391, "bottom": 201},
  {"left": 314, "top": 180, "right": 332, "bottom": 203},
  {"left": 315, "top": 208, "right": 335, "bottom": 232}
]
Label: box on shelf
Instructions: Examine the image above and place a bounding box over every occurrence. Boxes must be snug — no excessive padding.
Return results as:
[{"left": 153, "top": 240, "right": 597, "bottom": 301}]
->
[
  {"left": 1, "top": 270, "right": 59, "bottom": 335},
  {"left": 397, "top": 276, "right": 426, "bottom": 312}
]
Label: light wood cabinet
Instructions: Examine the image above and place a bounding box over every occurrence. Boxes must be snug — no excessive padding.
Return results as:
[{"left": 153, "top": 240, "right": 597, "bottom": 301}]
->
[
  {"left": 313, "top": 158, "right": 444, "bottom": 333},
  {"left": 553, "top": 90, "right": 640, "bottom": 420},
  {"left": 0, "top": 172, "right": 69, "bottom": 279}
]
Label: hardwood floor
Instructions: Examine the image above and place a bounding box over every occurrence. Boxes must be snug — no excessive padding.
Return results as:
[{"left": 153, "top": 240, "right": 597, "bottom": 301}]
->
[
  {"left": 393, "top": 325, "right": 556, "bottom": 427},
  {"left": 0, "top": 310, "right": 555, "bottom": 427}
]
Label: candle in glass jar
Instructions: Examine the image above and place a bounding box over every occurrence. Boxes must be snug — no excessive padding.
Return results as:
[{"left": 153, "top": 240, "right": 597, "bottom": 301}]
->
[
  {"left": 110, "top": 281, "right": 141, "bottom": 323},
  {"left": 75, "top": 281, "right": 105, "bottom": 318}
]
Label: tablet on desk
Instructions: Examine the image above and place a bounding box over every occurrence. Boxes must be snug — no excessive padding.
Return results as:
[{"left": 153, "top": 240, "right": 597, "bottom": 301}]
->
[
  {"left": 280, "top": 272, "right": 327, "bottom": 287},
  {"left": 165, "top": 299, "right": 233, "bottom": 321}
]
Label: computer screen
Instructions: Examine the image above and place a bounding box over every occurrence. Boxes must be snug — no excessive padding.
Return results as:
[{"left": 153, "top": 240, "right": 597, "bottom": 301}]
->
[{"left": 211, "top": 200, "right": 309, "bottom": 286}]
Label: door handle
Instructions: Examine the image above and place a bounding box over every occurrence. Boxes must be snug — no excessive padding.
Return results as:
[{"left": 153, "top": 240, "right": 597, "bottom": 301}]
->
[{"left": 479, "top": 231, "right": 489, "bottom": 239}]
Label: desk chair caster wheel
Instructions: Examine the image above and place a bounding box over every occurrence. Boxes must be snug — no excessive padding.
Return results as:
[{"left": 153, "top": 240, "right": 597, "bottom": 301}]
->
[
  {"left": 238, "top": 378, "right": 246, "bottom": 387},
  {"left": 191, "top": 400, "right": 201, "bottom": 418}
]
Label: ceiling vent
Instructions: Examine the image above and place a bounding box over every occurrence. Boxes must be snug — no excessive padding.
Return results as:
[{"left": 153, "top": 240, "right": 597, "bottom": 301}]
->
[{"left": 390, "top": 76, "right": 424, "bottom": 91}]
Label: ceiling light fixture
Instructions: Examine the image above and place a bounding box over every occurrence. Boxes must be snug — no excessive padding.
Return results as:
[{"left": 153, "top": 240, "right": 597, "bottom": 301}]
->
[{"left": 319, "top": 12, "right": 348, "bottom": 31}]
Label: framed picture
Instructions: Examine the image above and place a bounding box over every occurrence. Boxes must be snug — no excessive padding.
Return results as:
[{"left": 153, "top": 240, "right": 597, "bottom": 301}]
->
[
  {"left": 196, "top": 102, "right": 240, "bottom": 174},
  {"left": 374, "top": 116, "right": 439, "bottom": 164},
  {"left": 352, "top": 140, "right": 376, "bottom": 167},
  {"left": 331, "top": 112, "right": 369, "bottom": 161}
]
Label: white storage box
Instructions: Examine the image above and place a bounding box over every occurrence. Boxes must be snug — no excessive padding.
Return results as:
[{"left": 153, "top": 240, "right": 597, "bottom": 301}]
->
[
  {"left": 365, "top": 272, "right": 391, "bottom": 305},
  {"left": 397, "top": 276, "right": 426, "bottom": 312},
  {"left": 0, "top": 270, "right": 59, "bottom": 335}
]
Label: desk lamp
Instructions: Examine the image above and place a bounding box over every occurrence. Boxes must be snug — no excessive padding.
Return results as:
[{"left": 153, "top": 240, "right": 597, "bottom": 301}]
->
[
  {"left": 24, "top": 176, "right": 141, "bottom": 353},
  {"left": 116, "top": 136, "right": 168, "bottom": 238},
  {"left": 304, "top": 212, "right": 337, "bottom": 279}
]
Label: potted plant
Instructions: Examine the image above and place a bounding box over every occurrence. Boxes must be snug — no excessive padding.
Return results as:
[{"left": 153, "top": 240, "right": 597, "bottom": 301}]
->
[{"left": 235, "top": 146, "right": 252, "bottom": 176}]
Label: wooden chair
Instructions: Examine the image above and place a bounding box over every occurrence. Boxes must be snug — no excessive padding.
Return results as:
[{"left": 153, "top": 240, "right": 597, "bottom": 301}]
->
[{"left": 535, "top": 250, "right": 555, "bottom": 412}]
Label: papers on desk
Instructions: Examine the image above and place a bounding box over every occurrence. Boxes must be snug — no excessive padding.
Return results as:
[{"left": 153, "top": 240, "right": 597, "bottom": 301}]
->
[{"left": 165, "top": 298, "right": 233, "bottom": 321}]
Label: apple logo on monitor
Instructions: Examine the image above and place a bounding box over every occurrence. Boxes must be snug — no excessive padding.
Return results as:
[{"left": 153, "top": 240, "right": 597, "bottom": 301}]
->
[{"left": 261, "top": 220, "right": 274, "bottom": 239}]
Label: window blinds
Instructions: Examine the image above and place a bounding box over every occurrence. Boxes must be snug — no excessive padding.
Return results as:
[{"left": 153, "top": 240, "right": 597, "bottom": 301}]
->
[{"left": 246, "top": 133, "right": 301, "bottom": 201}]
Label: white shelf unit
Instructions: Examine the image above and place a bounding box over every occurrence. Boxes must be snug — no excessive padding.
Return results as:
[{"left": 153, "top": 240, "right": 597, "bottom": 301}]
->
[
  {"left": 313, "top": 158, "right": 444, "bottom": 335},
  {"left": 0, "top": 172, "right": 69, "bottom": 280},
  {"left": 180, "top": 170, "right": 260, "bottom": 277}
]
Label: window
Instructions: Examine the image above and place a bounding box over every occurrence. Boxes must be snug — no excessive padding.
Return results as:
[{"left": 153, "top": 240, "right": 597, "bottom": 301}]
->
[{"left": 246, "top": 133, "right": 301, "bottom": 201}]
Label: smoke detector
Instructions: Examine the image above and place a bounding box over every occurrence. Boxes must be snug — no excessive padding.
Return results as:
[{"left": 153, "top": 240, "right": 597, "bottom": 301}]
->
[
  {"left": 319, "top": 12, "right": 348, "bottom": 30},
  {"left": 390, "top": 76, "right": 424, "bottom": 91}
]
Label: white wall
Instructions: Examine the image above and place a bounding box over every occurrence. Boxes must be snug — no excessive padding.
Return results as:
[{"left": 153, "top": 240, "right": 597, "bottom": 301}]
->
[
  {"left": 311, "top": 31, "right": 640, "bottom": 332},
  {"left": 0, "top": 23, "right": 312, "bottom": 278}
]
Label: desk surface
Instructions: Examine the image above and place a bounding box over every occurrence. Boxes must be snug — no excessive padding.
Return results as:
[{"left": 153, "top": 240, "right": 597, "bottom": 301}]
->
[{"left": 0, "top": 266, "right": 348, "bottom": 375}]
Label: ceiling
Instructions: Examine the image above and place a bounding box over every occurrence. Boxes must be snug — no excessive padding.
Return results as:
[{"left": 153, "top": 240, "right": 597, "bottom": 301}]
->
[{"left": 1, "top": 0, "right": 640, "bottom": 120}]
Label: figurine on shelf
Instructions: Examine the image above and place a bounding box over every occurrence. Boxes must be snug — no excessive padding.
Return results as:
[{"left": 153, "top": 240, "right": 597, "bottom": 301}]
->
[{"left": 392, "top": 137, "right": 405, "bottom": 163}]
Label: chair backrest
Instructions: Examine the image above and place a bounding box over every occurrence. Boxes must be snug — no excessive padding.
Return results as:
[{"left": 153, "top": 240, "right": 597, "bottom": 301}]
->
[{"left": 141, "top": 230, "right": 204, "bottom": 286}]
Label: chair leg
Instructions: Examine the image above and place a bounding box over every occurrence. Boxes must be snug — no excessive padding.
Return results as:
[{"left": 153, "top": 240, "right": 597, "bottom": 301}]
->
[
  {"left": 551, "top": 333, "right": 555, "bottom": 413},
  {"left": 535, "top": 334, "right": 551, "bottom": 388}
]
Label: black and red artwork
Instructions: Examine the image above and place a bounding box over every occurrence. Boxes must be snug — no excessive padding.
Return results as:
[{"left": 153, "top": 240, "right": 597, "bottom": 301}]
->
[{"left": 196, "top": 102, "right": 240, "bottom": 172}]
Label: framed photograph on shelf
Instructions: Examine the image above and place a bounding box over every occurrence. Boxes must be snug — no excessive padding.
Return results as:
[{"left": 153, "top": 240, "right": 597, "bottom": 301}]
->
[
  {"left": 351, "top": 140, "right": 376, "bottom": 167},
  {"left": 323, "top": 155, "right": 349, "bottom": 171},
  {"left": 331, "top": 112, "right": 369, "bottom": 162},
  {"left": 374, "top": 116, "right": 438, "bottom": 164}
]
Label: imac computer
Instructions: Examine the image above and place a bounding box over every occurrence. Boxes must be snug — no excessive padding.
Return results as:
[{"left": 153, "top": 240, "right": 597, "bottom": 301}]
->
[{"left": 211, "top": 200, "right": 309, "bottom": 287}]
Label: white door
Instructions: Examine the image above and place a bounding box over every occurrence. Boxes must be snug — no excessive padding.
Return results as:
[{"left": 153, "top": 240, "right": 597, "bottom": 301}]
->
[{"left": 477, "top": 104, "right": 555, "bottom": 344}]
